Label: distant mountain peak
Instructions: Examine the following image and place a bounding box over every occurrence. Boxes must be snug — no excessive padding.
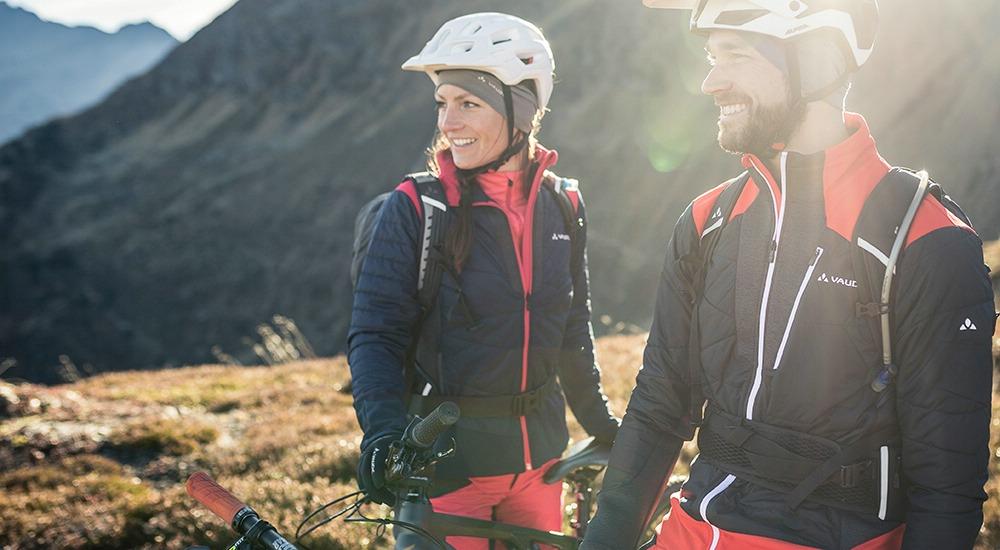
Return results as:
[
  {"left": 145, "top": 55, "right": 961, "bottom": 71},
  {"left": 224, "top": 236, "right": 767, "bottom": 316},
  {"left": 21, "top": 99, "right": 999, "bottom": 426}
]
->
[
  {"left": 117, "top": 20, "right": 174, "bottom": 39},
  {"left": 0, "top": 1, "right": 41, "bottom": 21},
  {"left": 0, "top": 3, "right": 174, "bottom": 40},
  {"left": 0, "top": 2, "right": 178, "bottom": 144}
]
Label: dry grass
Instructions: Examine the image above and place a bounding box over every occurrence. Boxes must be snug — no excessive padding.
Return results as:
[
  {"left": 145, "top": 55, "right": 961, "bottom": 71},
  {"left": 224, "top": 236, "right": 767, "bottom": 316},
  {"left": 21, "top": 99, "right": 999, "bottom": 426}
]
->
[
  {"left": 0, "top": 358, "right": 369, "bottom": 549},
  {"left": 0, "top": 335, "right": 997, "bottom": 549}
]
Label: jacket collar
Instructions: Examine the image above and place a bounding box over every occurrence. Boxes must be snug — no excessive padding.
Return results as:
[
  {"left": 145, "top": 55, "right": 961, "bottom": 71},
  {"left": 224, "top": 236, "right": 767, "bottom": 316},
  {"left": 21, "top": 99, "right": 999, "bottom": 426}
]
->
[
  {"left": 740, "top": 112, "right": 889, "bottom": 192},
  {"left": 435, "top": 144, "right": 559, "bottom": 207},
  {"left": 740, "top": 112, "right": 892, "bottom": 241}
]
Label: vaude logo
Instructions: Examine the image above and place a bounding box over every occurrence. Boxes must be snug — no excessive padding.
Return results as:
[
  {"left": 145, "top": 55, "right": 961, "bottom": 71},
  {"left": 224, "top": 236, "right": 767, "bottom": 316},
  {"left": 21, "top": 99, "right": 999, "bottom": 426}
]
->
[
  {"left": 959, "top": 318, "right": 977, "bottom": 331},
  {"left": 552, "top": 233, "right": 571, "bottom": 241},
  {"left": 817, "top": 272, "right": 858, "bottom": 288},
  {"left": 477, "top": 74, "right": 504, "bottom": 96}
]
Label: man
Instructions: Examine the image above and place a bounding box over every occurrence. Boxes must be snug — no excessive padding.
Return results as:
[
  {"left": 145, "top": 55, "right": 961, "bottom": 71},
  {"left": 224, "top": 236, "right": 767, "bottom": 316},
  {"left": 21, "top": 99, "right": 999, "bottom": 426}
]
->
[{"left": 582, "top": 1, "right": 996, "bottom": 549}]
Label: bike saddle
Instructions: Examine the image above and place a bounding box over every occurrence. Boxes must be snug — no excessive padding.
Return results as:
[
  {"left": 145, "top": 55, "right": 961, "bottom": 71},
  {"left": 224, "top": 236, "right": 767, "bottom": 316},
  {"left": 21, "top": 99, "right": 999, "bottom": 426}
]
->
[{"left": 543, "top": 436, "right": 611, "bottom": 484}]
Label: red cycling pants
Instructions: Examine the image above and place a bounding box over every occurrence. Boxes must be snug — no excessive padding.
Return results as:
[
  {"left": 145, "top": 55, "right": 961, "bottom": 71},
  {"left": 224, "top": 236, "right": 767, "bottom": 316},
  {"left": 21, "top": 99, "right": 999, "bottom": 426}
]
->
[
  {"left": 650, "top": 494, "right": 905, "bottom": 549},
  {"left": 429, "top": 458, "right": 563, "bottom": 550}
]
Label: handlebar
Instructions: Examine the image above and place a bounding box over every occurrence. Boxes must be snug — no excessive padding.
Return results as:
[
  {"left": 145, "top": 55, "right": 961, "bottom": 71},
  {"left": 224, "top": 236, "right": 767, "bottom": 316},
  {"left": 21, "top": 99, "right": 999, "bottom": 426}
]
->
[
  {"left": 385, "top": 402, "right": 460, "bottom": 484},
  {"left": 406, "top": 401, "right": 460, "bottom": 448},
  {"left": 186, "top": 472, "right": 299, "bottom": 550},
  {"left": 186, "top": 471, "right": 246, "bottom": 525}
]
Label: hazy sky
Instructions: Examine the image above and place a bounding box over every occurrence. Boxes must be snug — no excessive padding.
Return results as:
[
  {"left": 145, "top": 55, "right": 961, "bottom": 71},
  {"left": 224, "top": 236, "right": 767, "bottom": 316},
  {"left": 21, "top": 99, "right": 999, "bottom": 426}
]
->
[{"left": 5, "top": 0, "right": 239, "bottom": 41}]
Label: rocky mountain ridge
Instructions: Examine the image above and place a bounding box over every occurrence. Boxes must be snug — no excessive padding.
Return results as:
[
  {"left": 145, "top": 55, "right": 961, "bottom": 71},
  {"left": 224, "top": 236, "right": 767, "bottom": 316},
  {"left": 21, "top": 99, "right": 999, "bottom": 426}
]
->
[
  {"left": 0, "top": 2, "right": 177, "bottom": 144},
  {"left": 2, "top": 0, "right": 998, "bottom": 382}
]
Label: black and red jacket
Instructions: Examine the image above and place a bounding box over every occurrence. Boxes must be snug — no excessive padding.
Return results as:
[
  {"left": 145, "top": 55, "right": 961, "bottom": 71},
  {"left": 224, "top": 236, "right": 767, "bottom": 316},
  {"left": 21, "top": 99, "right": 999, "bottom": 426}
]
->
[
  {"left": 348, "top": 146, "right": 618, "bottom": 482},
  {"left": 584, "top": 114, "right": 995, "bottom": 549}
]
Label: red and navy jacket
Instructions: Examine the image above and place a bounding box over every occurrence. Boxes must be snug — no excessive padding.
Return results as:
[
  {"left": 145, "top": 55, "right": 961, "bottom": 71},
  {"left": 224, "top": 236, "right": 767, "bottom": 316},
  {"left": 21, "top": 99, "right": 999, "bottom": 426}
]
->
[
  {"left": 348, "top": 145, "right": 618, "bottom": 481},
  {"left": 584, "top": 114, "right": 995, "bottom": 549}
]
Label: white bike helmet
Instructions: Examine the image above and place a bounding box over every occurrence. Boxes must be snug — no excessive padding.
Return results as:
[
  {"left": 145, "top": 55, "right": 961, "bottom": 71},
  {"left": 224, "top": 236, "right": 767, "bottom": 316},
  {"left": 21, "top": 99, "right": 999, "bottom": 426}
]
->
[
  {"left": 643, "top": 0, "right": 878, "bottom": 70},
  {"left": 402, "top": 12, "right": 555, "bottom": 111}
]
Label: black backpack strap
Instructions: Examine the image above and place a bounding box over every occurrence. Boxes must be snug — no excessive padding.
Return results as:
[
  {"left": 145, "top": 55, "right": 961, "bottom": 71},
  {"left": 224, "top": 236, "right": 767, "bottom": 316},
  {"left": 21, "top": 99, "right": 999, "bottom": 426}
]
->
[
  {"left": 851, "top": 168, "right": 939, "bottom": 399},
  {"left": 409, "top": 376, "right": 560, "bottom": 418},
  {"left": 408, "top": 172, "right": 449, "bottom": 309},
  {"left": 544, "top": 175, "right": 584, "bottom": 271},
  {"left": 549, "top": 176, "right": 582, "bottom": 235},
  {"left": 927, "top": 181, "right": 974, "bottom": 228},
  {"left": 685, "top": 172, "right": 751, "bottom": 427},
  {"left": 399, "top": 172, "right": 450, "bottom": 400}
]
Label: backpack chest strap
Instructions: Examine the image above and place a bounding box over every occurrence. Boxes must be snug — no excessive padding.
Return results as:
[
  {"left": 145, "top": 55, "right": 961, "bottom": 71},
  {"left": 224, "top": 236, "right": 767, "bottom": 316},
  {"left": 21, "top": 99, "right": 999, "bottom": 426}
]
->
[{"left": 407, "top": 376, "right": 559, "bottom": 418}]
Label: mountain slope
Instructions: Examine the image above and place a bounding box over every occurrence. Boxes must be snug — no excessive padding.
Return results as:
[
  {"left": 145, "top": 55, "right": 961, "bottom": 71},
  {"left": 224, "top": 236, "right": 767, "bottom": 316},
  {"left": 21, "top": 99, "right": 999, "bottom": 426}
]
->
[
  {"left": 1, "top": 0, "right": 998, "bottom": 381},
  {"left": 0, "top": 2, "right": 177, "bottom": 144}
]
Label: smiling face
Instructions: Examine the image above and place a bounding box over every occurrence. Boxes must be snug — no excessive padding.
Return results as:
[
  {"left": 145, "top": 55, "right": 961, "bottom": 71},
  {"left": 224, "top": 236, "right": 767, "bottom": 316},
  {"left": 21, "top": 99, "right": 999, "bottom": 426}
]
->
[
  {"left": 435, "top": 84, "right": 517, "bottom": 170},
  {"left": 701, "top": 30, "right": 798, "bottom": 156}
]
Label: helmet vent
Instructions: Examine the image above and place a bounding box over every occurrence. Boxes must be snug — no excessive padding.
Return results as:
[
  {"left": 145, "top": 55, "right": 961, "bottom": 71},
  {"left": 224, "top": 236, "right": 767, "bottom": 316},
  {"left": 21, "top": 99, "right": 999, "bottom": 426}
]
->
[
  {"left": 714, "top": 9, "right": 769, "bottom": 26},
  {"left": 448, "top": 41, "right": 474, "bottom": 54},
  {"left": 493, "top": 38, "right": 513, "bottom": 45},
  {"left": 519, "top": 56, "right": 534, "bottom": 66}
]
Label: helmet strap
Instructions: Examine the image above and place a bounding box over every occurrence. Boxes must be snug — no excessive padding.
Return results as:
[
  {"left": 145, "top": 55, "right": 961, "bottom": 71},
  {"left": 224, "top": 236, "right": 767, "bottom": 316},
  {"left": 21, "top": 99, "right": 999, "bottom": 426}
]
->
[
  {"left": 503, "top": 83, "right": 516, "bottom": 156},
  {"left": 769, "top": 41, "right": 802, "bottom": 152}
]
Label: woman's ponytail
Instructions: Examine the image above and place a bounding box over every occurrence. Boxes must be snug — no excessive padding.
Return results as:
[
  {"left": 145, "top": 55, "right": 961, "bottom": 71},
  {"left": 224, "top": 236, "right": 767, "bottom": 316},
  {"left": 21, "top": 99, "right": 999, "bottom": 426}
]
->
[{"left": 446, "top": 172, "right": 476, "bottom": 271}]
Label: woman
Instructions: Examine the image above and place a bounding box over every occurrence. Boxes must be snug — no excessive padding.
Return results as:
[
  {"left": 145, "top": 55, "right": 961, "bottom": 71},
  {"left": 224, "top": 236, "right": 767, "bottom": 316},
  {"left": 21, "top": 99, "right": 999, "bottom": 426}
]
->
[{"left": 348, "top": 12, "right": 619, "bottom": 548}]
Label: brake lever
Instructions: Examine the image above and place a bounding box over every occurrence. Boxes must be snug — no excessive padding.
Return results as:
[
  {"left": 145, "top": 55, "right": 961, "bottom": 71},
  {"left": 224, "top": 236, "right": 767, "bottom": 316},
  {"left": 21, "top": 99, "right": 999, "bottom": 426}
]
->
[{"left": 385, "top": 436, "right": 456, "bottom": 486}]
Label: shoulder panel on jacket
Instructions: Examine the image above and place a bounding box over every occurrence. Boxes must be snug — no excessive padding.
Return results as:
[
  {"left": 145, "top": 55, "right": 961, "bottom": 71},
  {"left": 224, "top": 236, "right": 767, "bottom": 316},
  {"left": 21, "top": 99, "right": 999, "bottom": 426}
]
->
[
  {"left": 691, "top": 182, "right": 728, "bottom": 236},
  {"left": 823, "top": 162, "right": 889, "bottom": 242},
  {"left": 730, "top": 182, "right": 758, "bottom": 221},
  {"left": 395, "top": 179, "right": 421, "bottom": 215},
  {"left": 905, "top": 194, "right": 978, "bottom": 248},
  {"left": 691, "top": 175, "right": 753, "bottom": 236}
]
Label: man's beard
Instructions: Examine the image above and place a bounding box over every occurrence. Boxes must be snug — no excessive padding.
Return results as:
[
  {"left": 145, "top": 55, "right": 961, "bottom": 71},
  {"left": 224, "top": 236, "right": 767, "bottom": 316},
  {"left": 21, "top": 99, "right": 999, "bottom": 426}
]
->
[{"left": 717, "top": 97, "right": 803, "bottom": 157}]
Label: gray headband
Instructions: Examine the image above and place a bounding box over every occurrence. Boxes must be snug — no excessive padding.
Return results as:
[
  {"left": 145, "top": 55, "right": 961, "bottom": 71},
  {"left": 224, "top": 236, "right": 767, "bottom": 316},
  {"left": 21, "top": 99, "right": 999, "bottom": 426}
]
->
[{"left": 436, "top": 69, "right": 539, "bottom": 133}]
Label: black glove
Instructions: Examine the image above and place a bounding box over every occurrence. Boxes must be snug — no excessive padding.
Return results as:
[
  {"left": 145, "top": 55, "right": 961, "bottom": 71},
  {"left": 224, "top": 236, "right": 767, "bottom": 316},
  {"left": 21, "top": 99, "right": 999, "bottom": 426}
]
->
[
  {"left": 357, "top": 434, "right": 399, "bottom": 505},
  {"left": 590, "top": 417, "right": 621, "bottom": 445}
]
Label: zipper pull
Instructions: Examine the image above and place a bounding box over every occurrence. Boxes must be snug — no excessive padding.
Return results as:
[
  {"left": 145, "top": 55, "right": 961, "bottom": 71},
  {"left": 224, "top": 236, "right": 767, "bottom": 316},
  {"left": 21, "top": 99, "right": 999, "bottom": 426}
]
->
[
  {"left": 768, "top": 240, "right": 777, "bottom": 263},
  {"left": 810, "top": 246, "right": 824, "bottom": 266}
]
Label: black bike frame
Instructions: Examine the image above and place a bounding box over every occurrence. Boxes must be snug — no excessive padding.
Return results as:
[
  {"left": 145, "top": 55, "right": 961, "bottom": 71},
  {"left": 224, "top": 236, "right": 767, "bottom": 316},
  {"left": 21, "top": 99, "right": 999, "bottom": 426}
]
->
[{"left": 394, "top": 491, "right": 580, "bottom": 550}]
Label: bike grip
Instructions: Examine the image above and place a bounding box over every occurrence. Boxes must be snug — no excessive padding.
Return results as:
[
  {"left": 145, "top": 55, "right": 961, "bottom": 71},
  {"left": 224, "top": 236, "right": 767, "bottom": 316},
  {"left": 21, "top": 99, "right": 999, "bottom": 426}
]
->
[
  {"left": 186, "top": 472, "right": 247, "bottom": 525},
  {"left": 408, "top": 401, "right": 460, "bottom": 448}
]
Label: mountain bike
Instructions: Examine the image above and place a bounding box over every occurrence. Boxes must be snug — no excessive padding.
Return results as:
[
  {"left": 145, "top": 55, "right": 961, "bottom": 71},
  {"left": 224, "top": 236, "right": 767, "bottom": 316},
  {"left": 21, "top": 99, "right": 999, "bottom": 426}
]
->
[{"left": 187, "top": 402, "right": 678, "bottom": 549}]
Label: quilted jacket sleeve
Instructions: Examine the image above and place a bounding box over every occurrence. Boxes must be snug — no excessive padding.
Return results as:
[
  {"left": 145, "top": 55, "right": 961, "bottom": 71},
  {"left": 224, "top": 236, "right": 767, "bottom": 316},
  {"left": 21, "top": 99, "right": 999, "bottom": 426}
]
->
[
  {"left": 893, "top": 227, "right": 996, "bottom": 549},
  {"left": 580, "top": 205, "right": 700, "bottom": 550},
  {"left": 347, "top": 189, "right": 423, "bottom": 452},
  {"left": 557, "top": 193, "right": 620, "bottom": 443}
]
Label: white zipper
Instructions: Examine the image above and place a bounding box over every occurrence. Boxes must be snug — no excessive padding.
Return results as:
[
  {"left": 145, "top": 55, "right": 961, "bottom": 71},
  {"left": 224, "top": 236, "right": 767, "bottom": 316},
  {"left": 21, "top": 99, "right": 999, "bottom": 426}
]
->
[
  {"left": 772, "top": 246, "right": 824, "bottom": 370},
  {"left": 746, "top": 152, "right": 787, "bottom": 421},
  {"left": 700, "top": 474, "right": 737, "bottom": 550},
  {"left": 878, "top": 445, "right": 889, "bottom": 520}
]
